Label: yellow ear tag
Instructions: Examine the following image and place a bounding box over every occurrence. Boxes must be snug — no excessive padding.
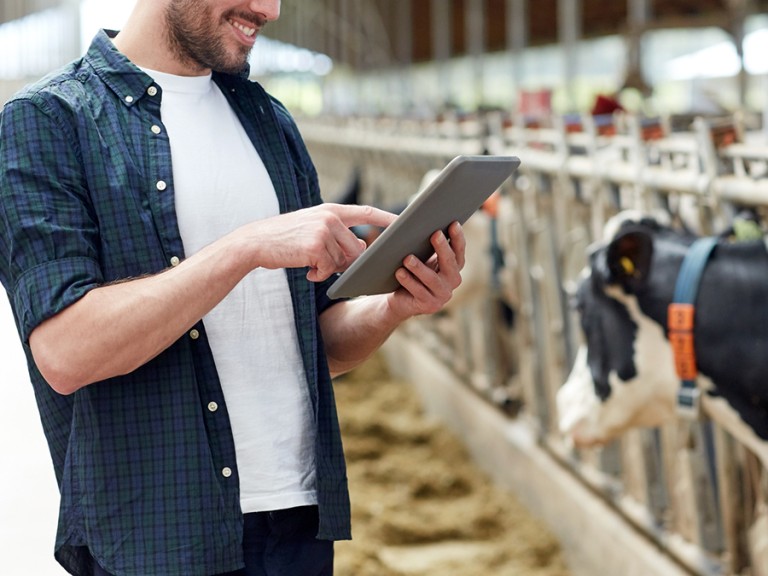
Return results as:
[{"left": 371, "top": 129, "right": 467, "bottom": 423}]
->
[{"left": 620, "top": 256, "right": 635, "bottom": 276}]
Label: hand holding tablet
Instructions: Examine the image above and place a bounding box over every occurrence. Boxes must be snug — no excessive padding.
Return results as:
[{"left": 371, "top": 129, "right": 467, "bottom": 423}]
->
[{"left": 327, "top": 155, "right": 521, "bottom": 299}]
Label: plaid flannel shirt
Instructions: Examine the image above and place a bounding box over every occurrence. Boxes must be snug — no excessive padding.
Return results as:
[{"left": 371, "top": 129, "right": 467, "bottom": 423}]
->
[{"left": 0, "top": 30, "right": 350, "bottom": 576}]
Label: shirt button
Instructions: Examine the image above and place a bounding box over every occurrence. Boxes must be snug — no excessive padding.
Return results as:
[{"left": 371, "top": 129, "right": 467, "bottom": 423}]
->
[
  {"left": 156, "top": 180, "right": 167, "bottom": 191},
  {"left": 147, "top": 86, "right": 158, "bottom": 96},
  {"left": 208, "top": 402, "right": 219, "bottom": 413},
  {"left": 189, "top": 329, "right": 200, "bottom": 340},
  {"left": 222, "top": 467, "right": 232, "bottom": 478},
  {"left": 125, "top": 95, "right": 134, "bottom": 103},
  {"left": 151, "top": 125, "right": 162, "bottom": 135},
  {"left": 170, "top": 256, "right": 181, "bottom": 267}
]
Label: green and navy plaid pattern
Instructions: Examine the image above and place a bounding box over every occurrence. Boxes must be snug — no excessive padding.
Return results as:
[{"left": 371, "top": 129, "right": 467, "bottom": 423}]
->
[{"left": 0, "top": 30, "right": 350, "bottom": 576}]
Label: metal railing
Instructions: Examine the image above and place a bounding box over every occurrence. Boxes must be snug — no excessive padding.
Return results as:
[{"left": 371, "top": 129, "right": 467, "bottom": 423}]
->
[{"left": 299, "top": 109, "right": 768, "bottom": 576}]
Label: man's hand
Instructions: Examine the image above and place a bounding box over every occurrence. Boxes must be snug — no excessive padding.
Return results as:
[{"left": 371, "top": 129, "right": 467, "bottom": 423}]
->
[
  {"left": 319, "top": 220, "right": 466, "bottom": 376},
  {"left": 241, "top": 203, "right": 397, "bottom": 281},
  {"left": 387, "top": 220, "right": 465, "bottom": 317}
]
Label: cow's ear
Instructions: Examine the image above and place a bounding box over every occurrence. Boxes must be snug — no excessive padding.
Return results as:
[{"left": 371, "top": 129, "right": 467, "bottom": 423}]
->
[{"left": 605, "top": 230, "right": 653, "bottom": 292}]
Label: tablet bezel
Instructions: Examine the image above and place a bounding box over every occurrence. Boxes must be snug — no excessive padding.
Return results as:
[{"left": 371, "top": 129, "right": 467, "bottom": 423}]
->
[{"left": 326, "top": 154, "right": 520, "bottom": 299}]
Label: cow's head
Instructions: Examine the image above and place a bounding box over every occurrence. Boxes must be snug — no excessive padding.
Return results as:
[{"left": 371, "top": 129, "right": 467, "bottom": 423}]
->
[{"left": 558, "top": 212, "right": 683, "bottom": 447}]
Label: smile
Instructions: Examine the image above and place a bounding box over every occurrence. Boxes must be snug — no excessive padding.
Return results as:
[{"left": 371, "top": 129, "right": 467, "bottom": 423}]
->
[{"left": 228, "top": 19, "right": 257, "bottom": 37}]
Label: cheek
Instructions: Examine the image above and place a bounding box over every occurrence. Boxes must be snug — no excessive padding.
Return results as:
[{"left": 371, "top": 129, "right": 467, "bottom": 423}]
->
[
  {"left": 560, "top": 298, "right": 681, "bottom": 443},
  {"left": 558, "top": 347, "right": 603, "bottom": 436},
  {"left": 601, "top": 371, "right": 675, "bottom": 431},
  {"left": 624, "top": 322, "right": 679, "bottom": 419},
  {"left": 558, "top": 344, "right": 666, "bottom": 444}
]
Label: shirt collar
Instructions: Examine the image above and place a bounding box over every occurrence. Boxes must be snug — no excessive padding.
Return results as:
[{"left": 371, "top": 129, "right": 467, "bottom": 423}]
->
[
  {"left": 84, "top": 29, "right": 156, "bottom": 108},
  {"left": 83, "top": 29, "right": 252, "bottom": 108}
]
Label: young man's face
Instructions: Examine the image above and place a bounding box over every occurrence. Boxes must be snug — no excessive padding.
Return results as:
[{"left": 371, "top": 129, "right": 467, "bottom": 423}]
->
[{"left": 164, "top": 0, "right": 281, "bottom": 74}]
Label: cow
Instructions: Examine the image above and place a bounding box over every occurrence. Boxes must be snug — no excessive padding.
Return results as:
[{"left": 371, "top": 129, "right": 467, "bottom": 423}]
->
[{"left": 557, "top": 210, "right": 768, "bottom": 464}]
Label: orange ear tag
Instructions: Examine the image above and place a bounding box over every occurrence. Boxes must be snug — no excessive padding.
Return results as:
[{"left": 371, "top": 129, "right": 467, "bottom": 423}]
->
[{"left": 668, "top": 303, "right": 697, "bottom": 380}]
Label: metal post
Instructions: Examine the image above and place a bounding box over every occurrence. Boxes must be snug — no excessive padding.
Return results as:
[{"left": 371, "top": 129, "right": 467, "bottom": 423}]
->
[
  {"left": 339, "top": 0, "right": 350, "bottom": 68},
  {"left": 507, "top": 0, "right": 529, "bottom": 91},
  {"left": 624, "top": 0, "right": 650, "bottom": 93},
  {"left": 68, "top": 0, "right": 82, "bottom": 58},
  {"left": 726, "top": 0, "right": 750, "bottom": 110},
  {"left": 467, "top": 0, "right": 486, "bottom": 109},
  {"left": 432, "top": 0, "right": 452, "bottom": 108},
  {"left": 558, "top": 0, "right": 581, "bottom": 112},
  {"left": 397, "top": 0, "right": 413, "bottom": 113}
]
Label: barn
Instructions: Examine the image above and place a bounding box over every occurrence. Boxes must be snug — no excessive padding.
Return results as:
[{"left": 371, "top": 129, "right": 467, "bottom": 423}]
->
[{"left": 2, "top": 1, "right": 768, "bottom": 575}]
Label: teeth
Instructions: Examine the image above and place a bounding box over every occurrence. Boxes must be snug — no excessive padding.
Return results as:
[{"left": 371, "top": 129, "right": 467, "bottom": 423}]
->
[{"left": 229, "top": 19, "right": 256, "bottom": 37}]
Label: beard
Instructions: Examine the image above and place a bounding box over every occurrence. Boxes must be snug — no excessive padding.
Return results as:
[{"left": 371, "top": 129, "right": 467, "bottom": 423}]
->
[{"left": 165, "top": 0, "right": 264, "bottom": 74}]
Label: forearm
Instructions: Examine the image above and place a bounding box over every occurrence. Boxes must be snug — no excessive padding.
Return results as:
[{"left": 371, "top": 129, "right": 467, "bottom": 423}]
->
[
  {"left": 30, "top": 232, "right": 252, "bottom": 394},
  {"left": 320, "top": 295, "right": 409, "bottom": 377},
  {"left": 28, "top": 203, "right": 397, "bottom": 394}
]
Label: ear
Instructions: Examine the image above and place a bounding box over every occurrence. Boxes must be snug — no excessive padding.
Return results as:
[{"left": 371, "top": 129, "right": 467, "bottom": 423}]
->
[{"left": 605, "top": 229, "right": 654, "bottom": 292}]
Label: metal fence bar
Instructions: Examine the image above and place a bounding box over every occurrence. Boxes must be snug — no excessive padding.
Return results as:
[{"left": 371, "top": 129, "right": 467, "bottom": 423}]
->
[{"left": 299, "top": 111, "right": 768, "bottom": 576}]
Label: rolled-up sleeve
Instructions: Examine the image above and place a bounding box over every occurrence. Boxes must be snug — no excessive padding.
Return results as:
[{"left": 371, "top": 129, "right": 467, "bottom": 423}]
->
[{"left": 0, "top": 96, "right": 103, "bottom": 342}]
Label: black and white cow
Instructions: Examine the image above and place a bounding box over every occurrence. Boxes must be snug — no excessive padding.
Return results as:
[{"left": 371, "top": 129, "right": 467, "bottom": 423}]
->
[{"left": 557, "top": 211, "right": 768, "bottom": 461}]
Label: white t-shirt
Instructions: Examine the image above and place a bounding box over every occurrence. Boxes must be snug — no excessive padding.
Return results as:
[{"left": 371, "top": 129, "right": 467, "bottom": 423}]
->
[{"left": 143, "top": 68, "right": 317, "bottom": 513}]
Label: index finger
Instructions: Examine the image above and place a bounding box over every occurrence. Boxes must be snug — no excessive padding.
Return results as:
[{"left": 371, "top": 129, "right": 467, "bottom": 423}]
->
[{"left": 325, "top": 203, "right": 397, "bottom": 229}]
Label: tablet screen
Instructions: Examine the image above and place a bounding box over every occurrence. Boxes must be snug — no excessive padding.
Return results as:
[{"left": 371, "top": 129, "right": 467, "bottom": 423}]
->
[{"left": 327, "top": 155, "right": 520, "bottom": 299}]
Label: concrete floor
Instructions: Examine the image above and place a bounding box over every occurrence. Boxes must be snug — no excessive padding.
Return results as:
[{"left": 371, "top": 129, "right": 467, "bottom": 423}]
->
[
  {"left": 0, "top": 295, "right": 67, "bottom": 575},
  {"left": 381, "top": 331, "right": 690, "bottom": 576}
]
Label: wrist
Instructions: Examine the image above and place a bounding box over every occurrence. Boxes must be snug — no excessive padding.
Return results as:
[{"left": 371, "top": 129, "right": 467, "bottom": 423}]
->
[
  {"left": 224, "top": 224, "right": 266, "bottom": 274},
  {"left": 380, "top": 293, "right": 414, "bottom": 327}
]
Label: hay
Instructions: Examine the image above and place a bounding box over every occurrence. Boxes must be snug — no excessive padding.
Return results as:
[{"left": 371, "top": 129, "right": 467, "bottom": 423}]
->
[{"left": 333, "top": 354, "right": 571, "bottom": 576}]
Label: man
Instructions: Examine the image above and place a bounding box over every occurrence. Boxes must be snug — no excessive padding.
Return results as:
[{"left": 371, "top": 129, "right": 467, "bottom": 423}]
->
[{"left": 0, "top": 1, "right": 465, "bottom": 575}]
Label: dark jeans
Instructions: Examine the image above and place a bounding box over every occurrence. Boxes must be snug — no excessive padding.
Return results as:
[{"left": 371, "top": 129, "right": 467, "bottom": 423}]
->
[{"left": 93, "top": 506, "right": 334, "bottom": 576}]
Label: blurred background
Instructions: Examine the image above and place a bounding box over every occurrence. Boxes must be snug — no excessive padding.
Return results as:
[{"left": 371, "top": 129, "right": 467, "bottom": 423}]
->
[
  {"left": 2, "top": 0, "right": 768, "bottom": 116},
  {"left": 4, "top": 1, "right": 768, "bottom": 575}
]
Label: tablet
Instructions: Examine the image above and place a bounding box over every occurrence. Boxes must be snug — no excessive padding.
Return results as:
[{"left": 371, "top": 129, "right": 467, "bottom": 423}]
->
[{"left": 327, "top": 154, "right": 521, "bottom": 299}]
